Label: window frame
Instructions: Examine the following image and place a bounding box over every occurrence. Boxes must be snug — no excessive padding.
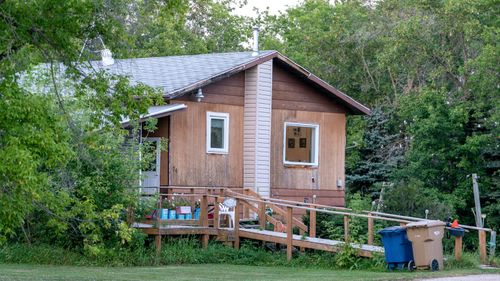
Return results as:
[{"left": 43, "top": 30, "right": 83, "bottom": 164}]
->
[
  {"left": 206, "top": 111, "right": 230, "bottom": 154},
  {"left": 283, "top": 122, "right": 319, "bottom": 166}
]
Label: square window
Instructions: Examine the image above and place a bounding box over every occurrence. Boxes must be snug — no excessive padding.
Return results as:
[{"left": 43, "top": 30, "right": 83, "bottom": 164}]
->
[
  {"left": 283, "top": 122, "right": 319, "bottom": 166},
  {"left": 207, "top": 112, "right": 229, "bottom": 154}
]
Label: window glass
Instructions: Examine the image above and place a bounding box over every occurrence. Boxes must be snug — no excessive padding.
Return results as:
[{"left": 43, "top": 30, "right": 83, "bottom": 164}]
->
[
  {"left": 210, "top": 118, "right": 224, "bottom": 149},
  {"left": 206, "top": 112, "right": 229, "bottom": 153},
  {"left": 284, "top": 123, "right": 318, "bottom": 165}
]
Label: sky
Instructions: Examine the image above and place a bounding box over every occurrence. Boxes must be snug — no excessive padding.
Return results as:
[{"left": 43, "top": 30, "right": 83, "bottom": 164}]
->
[{"left": 232, "top": 0, "right": 303, "bottom": 17}]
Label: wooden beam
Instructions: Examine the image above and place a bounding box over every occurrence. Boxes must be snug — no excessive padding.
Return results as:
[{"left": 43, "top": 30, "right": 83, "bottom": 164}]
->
[
  {"left": 243, "top": 189, "right": 250, "bottom": 218},
  {"left": 259, "top": 202, "right": 266, "bottom": 229},
  {"left": 343, "top": 215, "right": 350, "bottom": 242},
  {"left": 214, "top": 196, "right": 220, "bottom": 229},
  {"left": 455, "top": 236, "right": 463, "bottom": 261},
  {"left": 479, "top": 230, "right": 487, "bottom": 264},
  {"left": 310, "top": 195, "right": 317, "bottom": 238},
  {"left": 234, "top": 199, "right": 241, "bottom": 249},
  {"left": 286, "top": 207, "right": 293, "bottom": 261},
  {"left": 155, "top": 235, "right": 161, "bottom": 255},
  {"left": 367, "top": 213, "right": 374, "bottom": 245},
  {"left": 201, "top": 195, "right": 209, "bottom": 248}
]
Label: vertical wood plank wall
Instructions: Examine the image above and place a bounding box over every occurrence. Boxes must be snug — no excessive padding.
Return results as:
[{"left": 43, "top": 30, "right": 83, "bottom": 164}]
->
[
  {"left": 167, "top": 60, "right": 348, "bottom": 208},
  {"left": 169, "top": 101, "right": 244, "bottom": 187}
]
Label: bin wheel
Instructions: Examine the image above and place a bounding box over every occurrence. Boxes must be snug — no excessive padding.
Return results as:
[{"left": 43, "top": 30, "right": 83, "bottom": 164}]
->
[
  {"left": 430, "top": 259, "right": 439, "bottom": 271},
  {"left": 407, "top": 260, "right": 415, "bottom": 272}
]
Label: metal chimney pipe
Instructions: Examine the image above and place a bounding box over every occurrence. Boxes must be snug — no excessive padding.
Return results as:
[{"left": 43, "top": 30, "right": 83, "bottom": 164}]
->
[{"left": 252, "top": 26, "right": 259, "bottom": 56}]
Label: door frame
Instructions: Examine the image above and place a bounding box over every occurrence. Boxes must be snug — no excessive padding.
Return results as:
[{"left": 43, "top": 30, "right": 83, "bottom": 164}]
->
[{"left": 140, "top": 137, "right": 161, "bottom": 194}]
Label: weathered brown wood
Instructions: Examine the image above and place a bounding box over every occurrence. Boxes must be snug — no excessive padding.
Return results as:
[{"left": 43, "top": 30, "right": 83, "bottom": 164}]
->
[
  {"left": 169, "top": 101, "right": 244, "bottom": 188},
  {"left": 243, "top": 189, "right": 250, "bottom": 219},
  {"left": 270, "top": 109, "right": 346, "bottom": 206},
  {"left": 214, "top": 197, "right": 220, "bottom": 229},
  {"left": 240, "top": 199, "right": 280, "bottom": 229},
  {"left": 479, "top": 230, "right": 487, "bottom": 263},
  {"left": 259, "top": 202, "right": 266, "bottom": 229},
  {"left": 142, "top": 227, "right": 217, "bottom": 236},
  {"left": 155, "top": 235, "right": 161, "bottom": 255},
  {"left": 344, "top": 215, "right": 350, "bottom": 242},
  {"left": 368, "top": 213, "right": 374, "bottom": 245},
  {"left": 201, "top": 195, "right": 209, "bottom": 248},
  {"left": 272, "top": 64, "right": 348, "bottom": 113},
  {"left": 455, "top": 236, "right": 463, "bottom": 261},
  {"left": 190, "top": 188, "right": 195, "bottom": 210},
  {"left": 310, "top": 195, "right": 317, "bottom": 238},
  {"left": 299, "top": 229, "right": 305, "bottom": 252},
  {"left": 237, "top": 229, "right": 378, "bottom": 258},
  {"left": 286, "top": 207, "right": 293, "bottom": 261},
  {"left": 234, "top": 199, "right": 241, "bottom": 249}
]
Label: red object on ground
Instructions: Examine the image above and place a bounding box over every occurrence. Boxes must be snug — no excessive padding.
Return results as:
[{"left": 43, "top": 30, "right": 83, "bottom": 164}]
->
[{"left": 451, "top": 219, "right": 459, "bottom": 228}]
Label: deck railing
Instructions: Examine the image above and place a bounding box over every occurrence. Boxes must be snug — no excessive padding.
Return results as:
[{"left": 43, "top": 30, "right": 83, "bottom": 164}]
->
[{"left": 140, "top": 186, "right": 495, "bottom": 263}]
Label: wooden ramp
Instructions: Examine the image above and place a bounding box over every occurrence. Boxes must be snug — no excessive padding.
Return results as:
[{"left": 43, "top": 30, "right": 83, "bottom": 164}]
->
[
  {"left": 238, "top": 228, "right": 383, "bottom": 258},
  {"left": 134, "top": 222, "right": 383, "bottom": 258}
]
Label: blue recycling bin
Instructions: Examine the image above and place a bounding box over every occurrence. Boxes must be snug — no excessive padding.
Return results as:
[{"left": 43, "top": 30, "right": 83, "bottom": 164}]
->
[{"left": 379, "top": 226, "right": 415, "bottom": 271}]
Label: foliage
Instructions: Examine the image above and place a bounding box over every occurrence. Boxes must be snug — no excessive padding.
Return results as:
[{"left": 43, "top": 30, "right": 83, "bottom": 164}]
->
[{"left": 261, "top": 0, "right": 499, "bottom": 240}]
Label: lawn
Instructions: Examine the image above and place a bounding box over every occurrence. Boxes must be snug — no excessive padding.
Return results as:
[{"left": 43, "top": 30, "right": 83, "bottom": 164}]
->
[{"left": 0, "top": 263, "right": 497, "bottom": 281}]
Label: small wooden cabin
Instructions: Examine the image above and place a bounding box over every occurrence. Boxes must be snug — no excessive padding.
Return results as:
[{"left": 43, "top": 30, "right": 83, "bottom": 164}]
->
[{"left": 115, "top": 51, "right": 370, "bottom": 208}]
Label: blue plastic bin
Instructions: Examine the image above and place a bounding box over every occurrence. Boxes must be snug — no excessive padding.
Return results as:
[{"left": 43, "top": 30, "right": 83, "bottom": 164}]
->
[
  {"left": 379, "top": 226, "right": 415, "bottom": 271},
  {"left": 448, "top": 227, "right": 465, "bottom": 237}
]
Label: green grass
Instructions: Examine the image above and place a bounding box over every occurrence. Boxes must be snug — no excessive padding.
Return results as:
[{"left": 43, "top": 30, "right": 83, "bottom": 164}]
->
[{"left": 0, "top": 263, "right": 498, "bottom": 281}]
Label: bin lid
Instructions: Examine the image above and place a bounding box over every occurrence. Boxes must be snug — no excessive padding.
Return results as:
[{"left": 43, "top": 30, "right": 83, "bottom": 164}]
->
[
  {"left": 379, "top": 226, "right": 406, "bottom": 234},
  {"left": 406, "top": 220, "right": 445, "bottom": 228}
]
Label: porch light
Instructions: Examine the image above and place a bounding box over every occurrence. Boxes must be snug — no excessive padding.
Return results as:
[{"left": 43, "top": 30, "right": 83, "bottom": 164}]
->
[{"left": 195, "top": 88, "right": 204, "bottom": 102}]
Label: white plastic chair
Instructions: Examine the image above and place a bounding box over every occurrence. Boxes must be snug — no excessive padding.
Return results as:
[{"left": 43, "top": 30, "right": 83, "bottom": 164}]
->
[{"left": 218, "top": 198, "right": 236, "bottom": 229}]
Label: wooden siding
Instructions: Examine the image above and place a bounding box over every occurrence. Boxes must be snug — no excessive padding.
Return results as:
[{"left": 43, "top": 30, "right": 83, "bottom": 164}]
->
[
  {"left": 270, "top": 109, "right": 346, "bottom": 205},
  {"left": 176, "top": 72, "right": 245, "bottom": 106},
  {"left": 272, "top": 64, "right": 347, "bottom": 113},
  {"left": 168, "top": 101, "right": 244, "bottom": 187},
  {"left": 243, "top": 61, "right": 273, "bottom": 198},
  {"left": 142, "top": 117, "right": 169, "bottom": 186}
]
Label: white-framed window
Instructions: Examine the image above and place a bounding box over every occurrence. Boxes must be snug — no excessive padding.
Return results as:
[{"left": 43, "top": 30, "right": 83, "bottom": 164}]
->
[
  {"left": 206, "top": 112, "right": 229, "bottom": 154},
  {"left": 283, "top": 122, "right": 319, "bottom": 166}
]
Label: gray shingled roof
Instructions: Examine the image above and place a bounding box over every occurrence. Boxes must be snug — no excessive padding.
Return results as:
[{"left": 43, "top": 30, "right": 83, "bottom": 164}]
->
[{"left": 89, "top": 51, "right": 276, "bottom": 97}]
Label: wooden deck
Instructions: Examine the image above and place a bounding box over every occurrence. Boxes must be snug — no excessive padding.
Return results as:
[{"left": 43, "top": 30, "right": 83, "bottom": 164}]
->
[{"left": 133, "top": 221, "right": 383, "bottom": 258}]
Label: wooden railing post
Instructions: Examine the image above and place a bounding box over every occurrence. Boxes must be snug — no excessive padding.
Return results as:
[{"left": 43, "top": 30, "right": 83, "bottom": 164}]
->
[
  {"left": 343, "top": 215, "right": 350, "bottom": 242},
  {"left": 201, "top": 194, "right": 209, "bottom": 248},
  {"left": 367, "top": 213, "right": 374, "bottom": 245},
  {"left": 156, "top": 195, "right": 162, "bottom": 255},
  {"left": 455, "top": 236, "right": 463, "bottom": 261},
  {"left": 479, "top": 230, "right": 487, "bottom": 264},
  {"left": 234, "top": 199, "right": 241, "bottom": 249},
  {"left": 243, "top": 189, "right": 250, "bottom": 219},
  {"left": 310, "top": 195, "right": 316, "bottom": 238},
  {"left": 214, "top": 196, "right": 220, "bottom": 229},
  {"left": 286, "top": 207, "right": 293, "bottom": 261},
  {"left": 259, "top": 202, "right": 266, "bottom": 229},
  {"left": 190, "top": 188, "right": 195, "bottom": 211}
]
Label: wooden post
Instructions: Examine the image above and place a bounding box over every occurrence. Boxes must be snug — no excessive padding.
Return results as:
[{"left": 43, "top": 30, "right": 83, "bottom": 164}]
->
[
  {"left": 259, "top": 202, "right": 266, "bottom": 229},
  {"left": 201, "top": 194, "right": 209, "bottom": 248},
  {"left": 310, "top": 207, "right": 316, "bottom": 238},
  {"left": 234, "top": 199, "right": 241, "bottom": 249},
  {"left": 214, "top": 196, "right": 220, "bottom": 229},
  {"left": 190, "top": 188, "right": 195, "bottom": 211},
  {"left": 455, "top": 236, "right": 463, "bottom": 261},
  {"left": 156, "top": 195, "right": 162, "bottom": 255},
  {"left": 299, "top": 229, "right": 305, "bottom": 252},
  {"left": 243, "top": 189, "right": 250, "bottom": 219},
  {"left": 368, "top": 213, "right": 374, "bottom": 245},
  {"left": 343, "top": 215, "right": 350, "bottom": 242},
  {"left": 286, "top": 207, "right": 293, "bottom": 261},
  {"left": 155, "top": 235, "right": 162, "bottom": 255},
  {"left": 310, "top": 195, "right": 316, "bottom": 238},
  {"left": 479, "top": 230, "right": 487, "bottom": 264}
]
